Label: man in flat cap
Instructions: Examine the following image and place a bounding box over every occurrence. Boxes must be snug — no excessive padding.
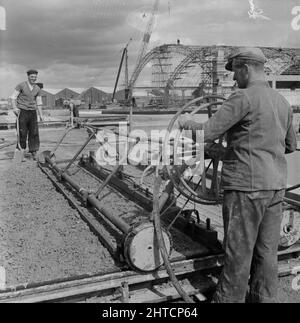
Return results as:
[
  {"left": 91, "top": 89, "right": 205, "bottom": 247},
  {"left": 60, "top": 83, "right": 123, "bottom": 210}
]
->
[
  {"left": 178, "top": 47, "right": 297, "bottom": 303},
  {"left": 11, "top": 69, "right": 44, "bottom": 161}
]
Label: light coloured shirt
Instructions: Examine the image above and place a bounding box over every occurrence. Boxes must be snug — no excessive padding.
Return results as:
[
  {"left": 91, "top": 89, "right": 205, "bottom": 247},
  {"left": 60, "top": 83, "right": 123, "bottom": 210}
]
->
[
  {"left": 27, "top": 81, "right": 34, "bottom": 91},
  {"left": 11, "top": 82, "right": 43, "bottom": 108}
]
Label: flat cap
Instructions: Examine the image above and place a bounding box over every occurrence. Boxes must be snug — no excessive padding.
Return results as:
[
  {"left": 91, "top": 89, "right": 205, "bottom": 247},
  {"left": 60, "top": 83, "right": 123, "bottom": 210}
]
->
[
  {"left": 225, "top": 47, "right": 267, "bottom": 71},
  {"left": 27, "top": 69, "right": 38, "bottom": 75}
]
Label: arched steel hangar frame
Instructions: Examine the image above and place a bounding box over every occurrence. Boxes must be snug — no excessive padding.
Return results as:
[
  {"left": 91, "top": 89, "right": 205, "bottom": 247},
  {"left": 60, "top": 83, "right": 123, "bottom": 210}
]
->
[{"left": 129, "top": 44, "right": 300, "bottom": 94}]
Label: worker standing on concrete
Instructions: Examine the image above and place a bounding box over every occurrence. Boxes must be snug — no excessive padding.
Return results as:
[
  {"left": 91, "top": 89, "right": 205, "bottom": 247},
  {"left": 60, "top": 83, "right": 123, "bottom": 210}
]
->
[
  {"left": 132, "top": 96, "right": 137, "bottom": 108},
  {"left": 11, "top": 69, "right": 44, "bottom": 161},
  {"left": 70, "top": 99, "right": 80, "bottom": 118},
  {"left": 178, "top": 47, "right": 297, "bottom": 303}
]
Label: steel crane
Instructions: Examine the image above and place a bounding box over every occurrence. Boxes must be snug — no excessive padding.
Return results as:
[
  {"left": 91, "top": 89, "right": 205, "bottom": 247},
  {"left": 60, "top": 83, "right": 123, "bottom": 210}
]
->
[{"left": 128, "top": 0, "right": 160, "bottom": 99}]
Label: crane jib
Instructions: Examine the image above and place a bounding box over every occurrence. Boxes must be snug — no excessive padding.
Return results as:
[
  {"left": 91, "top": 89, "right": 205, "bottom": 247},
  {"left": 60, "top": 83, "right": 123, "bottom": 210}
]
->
[{"left": 143, "top": 33, "right": 151, "bottom": 44}]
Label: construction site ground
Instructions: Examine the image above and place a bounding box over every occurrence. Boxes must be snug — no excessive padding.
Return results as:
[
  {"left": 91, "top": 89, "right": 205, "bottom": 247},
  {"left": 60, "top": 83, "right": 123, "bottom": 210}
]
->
[{"left": 0, "top": 120, "right": 299, "bottom": 302}]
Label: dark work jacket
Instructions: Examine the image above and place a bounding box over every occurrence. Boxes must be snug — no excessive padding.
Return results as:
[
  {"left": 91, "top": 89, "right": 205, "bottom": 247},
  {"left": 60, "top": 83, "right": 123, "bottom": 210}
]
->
[{"left": 186, "top": 81, "right": 297, "bottom": 191}]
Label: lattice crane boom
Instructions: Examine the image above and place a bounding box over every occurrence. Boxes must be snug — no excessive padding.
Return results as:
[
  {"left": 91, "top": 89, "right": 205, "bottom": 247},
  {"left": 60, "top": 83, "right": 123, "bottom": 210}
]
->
[{"left": 128, "top": 0, "right": 160, "bottom": 96}]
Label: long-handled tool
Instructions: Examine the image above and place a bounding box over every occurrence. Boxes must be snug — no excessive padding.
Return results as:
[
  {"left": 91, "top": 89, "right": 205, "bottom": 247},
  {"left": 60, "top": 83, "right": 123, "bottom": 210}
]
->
[{"left": 13, "top": 112, "right": 24, "bottom": 162}]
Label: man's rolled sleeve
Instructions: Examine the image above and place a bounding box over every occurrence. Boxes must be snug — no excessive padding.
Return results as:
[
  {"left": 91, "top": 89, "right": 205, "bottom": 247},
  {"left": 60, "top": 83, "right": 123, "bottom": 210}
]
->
[
  {"left": 36, "top": 96, "right": 43, "bottom": 106},
  {"left": 15, "top": 84, "right": 22, "bottom": 92},
  {"left": 285, "top": 111, "right": 297, "bottom": 154},
  {"left": 203, "top": 91, "right": 250, "bottom": 142},
  {"left": 10, "top": 89, "right": 20, "bottom": 100}
]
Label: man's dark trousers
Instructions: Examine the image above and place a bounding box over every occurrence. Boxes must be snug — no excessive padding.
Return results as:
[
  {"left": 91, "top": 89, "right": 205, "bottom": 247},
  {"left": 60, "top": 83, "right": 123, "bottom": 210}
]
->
[
  {"left": 213, "top": 190, "right": 284, "bottom": 303},
  {"left": 18, "top": 109, "right": 40, "bottom": 153}
]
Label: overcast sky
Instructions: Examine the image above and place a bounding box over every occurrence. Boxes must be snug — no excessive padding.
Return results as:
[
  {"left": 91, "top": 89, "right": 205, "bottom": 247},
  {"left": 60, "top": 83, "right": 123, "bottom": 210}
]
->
[{"left": 0, "top": 0, "right": 299, "bottom": 97}]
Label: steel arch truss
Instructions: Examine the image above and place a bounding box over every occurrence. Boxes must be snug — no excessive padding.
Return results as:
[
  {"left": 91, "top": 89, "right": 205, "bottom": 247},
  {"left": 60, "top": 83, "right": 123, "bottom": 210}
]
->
[
  {"left": 263, "top": 47, "right": 298, "bottom": 75},
  {"left": 129, "top": 44, "right": 299, "bottom": 93},
  {"left": 166, "top": 48, "right": 216, "bottom": 89},
  {"left": 129, "top": 44, "right": 199, "bottom": 90}
]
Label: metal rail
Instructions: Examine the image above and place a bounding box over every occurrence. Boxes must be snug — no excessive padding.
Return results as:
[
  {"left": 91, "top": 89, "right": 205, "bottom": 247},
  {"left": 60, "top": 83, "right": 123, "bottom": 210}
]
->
[
  {"left": 0, "top": 253, "right": 299, "bottom": 303},
  {"left": 0, "top": 255, "right": 224, "bottom": 303}
]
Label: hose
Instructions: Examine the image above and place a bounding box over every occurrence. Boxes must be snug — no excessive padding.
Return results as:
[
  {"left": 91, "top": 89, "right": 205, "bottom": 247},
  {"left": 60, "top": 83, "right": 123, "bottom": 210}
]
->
[
  {"left": 152, "top": 173, "right": 195, "bottom": 303},
  {"left": 140, "top": 164, "right": 155, "bottom": 186}
]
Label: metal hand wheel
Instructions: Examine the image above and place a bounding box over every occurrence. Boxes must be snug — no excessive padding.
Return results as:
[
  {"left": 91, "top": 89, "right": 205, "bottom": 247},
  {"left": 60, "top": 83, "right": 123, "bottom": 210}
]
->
[{"left": 163, "top": 95, "right": 226, "bottom": 205}]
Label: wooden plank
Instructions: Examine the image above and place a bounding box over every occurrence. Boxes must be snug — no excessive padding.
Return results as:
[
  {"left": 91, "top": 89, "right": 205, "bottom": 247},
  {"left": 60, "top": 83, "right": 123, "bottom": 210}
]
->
[
  {"left": 278, "top": 260, "right": 300, "bottom": 277},
  {"left": 285, "top": 191, "right": 300, "bottom": 203},
  {"left": 127, "top": 277, "right": 214, "bottom": 303},
  {"left": 278, "top": 243, "right": 300, "bottom": 256},
  {"left": 284, "top": 197, "right": 300, "bottom": 209},
  {"left": 0, "top": 255, "right": 224, "bottom": 303}
]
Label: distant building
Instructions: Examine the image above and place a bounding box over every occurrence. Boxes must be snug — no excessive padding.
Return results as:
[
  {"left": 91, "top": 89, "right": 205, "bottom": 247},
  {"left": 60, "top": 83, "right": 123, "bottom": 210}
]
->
[
  {"left": 55, "top": 88, "right": 80, "bottom": 107},
  {"left": 40, "top": 89, "right": 56, "bottom": 109},
  {"left": 270, "top": 62, "right": 300, "bottom": 107},
  {"left": 78, "top": 87, "right": 110, "bottom": 107},
  {"left": 130, "top": 44, "right": 300, "bottom": 109},
  {"left": 114, "top": 89, "right": 127, "bottom": 102}
]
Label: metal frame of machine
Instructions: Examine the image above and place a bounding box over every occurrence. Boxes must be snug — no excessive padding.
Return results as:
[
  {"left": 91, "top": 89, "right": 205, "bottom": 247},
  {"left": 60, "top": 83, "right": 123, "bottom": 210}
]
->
[
  {"left": 38, "top": 97, "right": 300, "bottom": 271},
  {"left": 38, "top": 114, "right": 224, "bottom": 278}
]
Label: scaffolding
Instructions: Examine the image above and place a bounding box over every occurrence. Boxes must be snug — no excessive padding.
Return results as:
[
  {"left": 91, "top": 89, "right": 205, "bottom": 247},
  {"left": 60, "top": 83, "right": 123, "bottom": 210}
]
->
[
  {"left": 128, "top": 45, "right": 300, "bottom": 108},
  {"left": 151, "top": 48, "right": 173, "bottom": 89}
]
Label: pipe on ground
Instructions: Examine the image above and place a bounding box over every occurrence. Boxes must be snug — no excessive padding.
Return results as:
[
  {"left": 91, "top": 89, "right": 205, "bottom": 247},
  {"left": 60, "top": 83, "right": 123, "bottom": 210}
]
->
[{"left": 44, "top": 156, "right": 131, "bottom": 234}]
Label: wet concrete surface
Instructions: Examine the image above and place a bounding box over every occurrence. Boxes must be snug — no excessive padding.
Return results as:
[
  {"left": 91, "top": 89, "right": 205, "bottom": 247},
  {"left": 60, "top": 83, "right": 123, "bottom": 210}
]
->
[{"left": 0, "top": 163, "right": 119, "bottom": 287}]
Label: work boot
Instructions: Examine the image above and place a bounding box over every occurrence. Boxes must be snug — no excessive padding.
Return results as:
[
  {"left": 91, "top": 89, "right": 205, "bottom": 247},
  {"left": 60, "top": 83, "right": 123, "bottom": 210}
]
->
[
  {"left": 31, "top": 151, "right": 38, "bottom": 161},
  {"left": 24, "top": 151, "right": 32, "bottom": 158}
]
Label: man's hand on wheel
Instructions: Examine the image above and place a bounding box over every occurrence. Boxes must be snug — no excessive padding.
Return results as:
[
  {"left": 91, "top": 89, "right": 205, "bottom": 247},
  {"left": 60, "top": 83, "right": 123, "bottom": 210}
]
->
[
  {"left": 205, "top": 142, "right": 226, "bottom": 160},
  {"left": 178, "top": 114, "right": 194, "bottom": 130}
]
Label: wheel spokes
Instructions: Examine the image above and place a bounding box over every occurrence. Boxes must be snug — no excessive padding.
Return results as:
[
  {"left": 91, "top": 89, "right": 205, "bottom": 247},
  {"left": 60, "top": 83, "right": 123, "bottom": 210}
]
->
[{"left": 164, "top": 95, "right": 226, "bottom": 205}]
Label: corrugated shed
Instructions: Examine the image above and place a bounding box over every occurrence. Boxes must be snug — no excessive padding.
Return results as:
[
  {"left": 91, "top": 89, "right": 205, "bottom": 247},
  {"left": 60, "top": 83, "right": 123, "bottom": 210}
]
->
[
  {"left": 68, "top": 88, "right": 85, "bottom": 95},
  {"left": 93, "top": 86, "right": 113, "bottom": 94},
  {"left": 40, "top": 89, "right": 55, "bottom": 109},
  {"left": 55, "top": 88, "right": 80, "bottom": 100},
  {"left": 78, "top": 87, "right": 110, "bottom": 105}
]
